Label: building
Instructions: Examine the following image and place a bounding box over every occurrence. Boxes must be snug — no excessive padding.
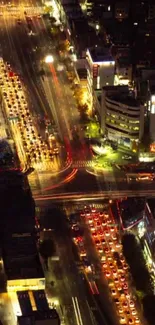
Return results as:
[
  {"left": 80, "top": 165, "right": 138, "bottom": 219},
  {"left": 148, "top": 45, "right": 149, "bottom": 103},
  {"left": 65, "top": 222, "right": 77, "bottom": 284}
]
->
[
  {"left": 11, "top": 290, "right": 60, "bottom": 324},
  {"left": 17, "top": 309, "right": 60, "bottom": 325},
  {"left": 76, "top": 66, "right": 93, "bottom": 109},
  {"left": 115, "top": 197, "right": 145, "bottom": 230},
  {"left": 100, "top": 85, "right": 144, "bottom": 147},
  {"left": 2, "top": 233, "right": 45, "bottom": 292},
  {"left": 86, "top": 47, "right": 115, "bottom": 90},
  {"left": 115, "top": 0, "right": 129, "bottom": 20},
  {"left": 114, "top": 46, "right": 132, "bottom": 86},
  {"left": 0, "top": 170, "right": 35, "bottom": 235},
  {"left": 83, "top": 0, "right": 114, "bottom": 20}
]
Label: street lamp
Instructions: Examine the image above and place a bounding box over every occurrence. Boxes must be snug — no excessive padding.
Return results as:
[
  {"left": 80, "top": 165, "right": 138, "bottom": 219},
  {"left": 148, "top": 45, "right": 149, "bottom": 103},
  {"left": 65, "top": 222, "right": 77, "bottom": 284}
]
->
[
  {"left": 96, "top": 24, "right": 100, "bottom": 31},
  {"left": 44, "top": 55, "right": 54, "bottom": 63}
]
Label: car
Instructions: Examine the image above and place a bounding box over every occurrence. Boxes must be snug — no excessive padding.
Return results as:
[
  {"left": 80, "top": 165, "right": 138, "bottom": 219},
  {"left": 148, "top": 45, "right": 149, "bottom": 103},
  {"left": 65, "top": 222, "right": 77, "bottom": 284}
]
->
[
  {"left": 122, "top": 301, "right": 128, "bottom": 309},
  {"left": 128, "top": 319, "right": 134, "bottom": 324},
  {"left": 101, "top": 238, "right": 106, "bottom": 245},
  {"left": 116, "top": 243, "right": 122, "bottom": 249},
  {"left": 113, "top": 269, "right": 117, "bottom": 276},
  {"left": 114, "top": 277, "right": 119, "bottom": 283},
  {"left": 120, "top": 275, "right": 125, "bottom": 282},
  {"left": 120, "top": 316, "right": 127, "bottom": 324},
  {"left": 97, "top": 247, "right": 103, "bottom": 253},
  {"left": 118, "top": 308, "right": 123, "bottom": 314},
  {"left": 117, "top": 285, "right": 123, "bottom": 291},
  {"left": 96, "top": 221, "right": 101, "bottom": 228},
  {"left": 131, "top": 309, "right": 137, "bottom": 316},
  {"left": 109, "top": 262, "right": 114, "bottom": 268},
  {"left": 122, "top": 155, "right": 132, "bottom": 160},
  {"left": 17, "top": 19, "right": 21, "bottom": 24},
  {"left": 105, "top": 231, "right": 110, "bottom": 237},
  {"left": 123, "top": 283, "right": 128, "bottom": 290},
  {"left": 129, "top": 300, "right": 135, "bottom": 308},
  {"left": 134, "top": 317, "right": 140, "bottom": 324},
  {"left": 109, "top": 280, "right": 115, "bottom": 287},
  {"left": 123, "top": 263, "right": 128, "bottom": 270},
  {"left": 105, "top": 271, "right": 111, "bottom": 278},
  {"left": 114, "top": 298, "right": 120, "bottom": 305},
  {"left": 95, "top": 239, "right": 100, "bottom": 246},
  {"left": 105, "top": 247, "right": 110, "bottom": 254},
  {"left": 102, "top": 262, "right": 108, "bottom": 269},
  {"left": 111, "top": 289, "right": 117, "bottom": 296},
  {"left": 92, "top": 232, "right": 97, "bottom": 237}
]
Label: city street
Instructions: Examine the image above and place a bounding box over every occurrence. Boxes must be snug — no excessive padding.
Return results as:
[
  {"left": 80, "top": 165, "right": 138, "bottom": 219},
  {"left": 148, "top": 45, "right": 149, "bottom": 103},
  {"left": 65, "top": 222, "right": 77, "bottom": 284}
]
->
[{"left": 0, "top": 2, "right": 154, "bottom": 325}]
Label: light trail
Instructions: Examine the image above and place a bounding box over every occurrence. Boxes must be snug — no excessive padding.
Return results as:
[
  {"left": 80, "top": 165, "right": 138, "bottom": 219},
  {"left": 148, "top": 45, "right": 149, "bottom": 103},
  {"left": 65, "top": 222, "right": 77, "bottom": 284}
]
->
[
  {"left": 34, "top": 168, "right": 78, "bottom": 194},
  {"left": 49, "top": 63, "right": 72, "bottom": 140},
  {"left": 34, "top": 189, "right": 155, "bottom": 202},
  {"left": 74, "top": 297, "right": 84, "bottom": 325},
  {"left": 72, "top": 297, "right": 81, "bottom": 325}
]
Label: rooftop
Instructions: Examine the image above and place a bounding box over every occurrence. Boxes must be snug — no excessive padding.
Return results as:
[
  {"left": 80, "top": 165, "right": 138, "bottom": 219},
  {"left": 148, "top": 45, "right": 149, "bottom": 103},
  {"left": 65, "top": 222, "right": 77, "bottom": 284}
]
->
[
  {"left": 77, "top": 68, "right": 87, "bottom": 79},
  {"left": 17, "top": 309, "right": 60, "bottom": 325},
  {"left": 0, "top": 171, "right": 35, "bottom": 235},
  {"left": 88, "top": 47, "right": 114, "bottom": 63},
  {"left": 103, "top": 85, "right": 139, "bottom": 107},
  {"left": 2, "top": 233, "right": 44, "bottom": 280}
]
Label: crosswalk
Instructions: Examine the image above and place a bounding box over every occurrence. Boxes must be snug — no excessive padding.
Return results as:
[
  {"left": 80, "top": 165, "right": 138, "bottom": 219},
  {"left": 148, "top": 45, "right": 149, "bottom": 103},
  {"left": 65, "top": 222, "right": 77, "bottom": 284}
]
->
[
  {"left": 0, "top": 5, "right": 43, "bottom": 15},
  {"left": 72, "top": 160, "right": 94, "bottom": 168}
]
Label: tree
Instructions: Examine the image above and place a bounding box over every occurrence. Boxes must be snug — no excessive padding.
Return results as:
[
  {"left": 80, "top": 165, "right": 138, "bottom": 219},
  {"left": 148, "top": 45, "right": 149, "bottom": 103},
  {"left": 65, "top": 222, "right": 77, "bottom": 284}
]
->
[
  {"left": 57, "top": 40, "right": 70, "bottom": 53},
  {"left": 40, "top": 206, "right": 70, "bottom": 237},
  {"left": 143, "top": 295, "right": 155, "bottom": 325},
  {"left": 39, "top": 239, "right": 56, "bottom": 260},
  {"left": 44, "top": 5, "right": 53, "bottom": 15},
  {"left": 122, "top": 233, "right": 153, "bottom": 295}
]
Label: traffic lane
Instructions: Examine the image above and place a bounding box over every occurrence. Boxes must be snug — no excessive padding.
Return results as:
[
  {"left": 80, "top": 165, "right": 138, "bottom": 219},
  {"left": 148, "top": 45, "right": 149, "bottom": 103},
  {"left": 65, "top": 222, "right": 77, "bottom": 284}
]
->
[
  {"left": 84, "top": 209, "right": 141, "bottom": 325},
  {"left": 44, "top": 64, "right": 73, "bottom": 140},
  {"left": 33, "top": 17, "right": 79, "bottom": 125},
  {"left": 80, "top": 218, "right": 119, "bottom": 325},
  {"left": 47, "top": 259, "right": 76, "bottom": 325},
  {"left": 11, "top": 22, "right": 52, "bottom": 125},
  {"left": 0, "top": 15, "right": 18, "bottom": 65},
  {"left": 56, "top": 237, "right": 99, "bottom": 325},
  {"left": 31, "top": 18, "right": 72, "bottom": 138},
  {"left": 4, "top": 21, "right": 49, "bottom": 137}
]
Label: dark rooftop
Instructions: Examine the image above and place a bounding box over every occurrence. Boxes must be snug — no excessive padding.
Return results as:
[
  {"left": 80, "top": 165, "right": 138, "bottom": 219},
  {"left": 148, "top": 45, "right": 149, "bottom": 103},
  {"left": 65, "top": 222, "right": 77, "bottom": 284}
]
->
[
  {"left": 103, "top": 85, "right": 139, "bottom": 107},
  {"left": 107, "top": 95, "right": 139, "bottom": 107},
  {"left": 2, "top": 233, "right": 44, "bottom": 280},
  {"left": 77, "top": 68, "right": 87, "bottom": 79},
  {"left": 88, "top": 47, "right": 114, "bottom": 63},
  {"left": 0, "top": 171, "right": 35, "bottom": 235},
  {"left": 17, "top": 309, "right": 60, "bottom": 325}
]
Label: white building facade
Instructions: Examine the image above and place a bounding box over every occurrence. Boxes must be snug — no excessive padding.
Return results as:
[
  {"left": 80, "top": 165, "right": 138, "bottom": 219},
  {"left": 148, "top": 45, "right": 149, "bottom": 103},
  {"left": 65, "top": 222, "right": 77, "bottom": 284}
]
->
[
  {"left": 101, "top": 86, "right": 144, "bottom": 148},
  {"left": 86, "top": 48, "right": 115, "bottom": 90}
]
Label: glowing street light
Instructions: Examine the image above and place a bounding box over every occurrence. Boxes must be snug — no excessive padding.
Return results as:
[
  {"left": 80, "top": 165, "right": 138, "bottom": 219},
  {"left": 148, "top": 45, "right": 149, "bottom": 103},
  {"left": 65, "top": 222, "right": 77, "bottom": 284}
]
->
[{"left": 44, "top": 55, "right": 54, "bottom": 63}]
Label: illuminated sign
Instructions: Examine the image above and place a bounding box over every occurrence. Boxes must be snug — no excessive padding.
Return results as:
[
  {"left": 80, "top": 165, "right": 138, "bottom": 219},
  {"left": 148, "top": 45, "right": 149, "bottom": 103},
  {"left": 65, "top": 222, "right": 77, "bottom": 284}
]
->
[
  {"left": 93, "top": 64, "right": 99, "bottom": 78},
  {"left": 150, "top": 144, "right": 155, "bottom": 152}
]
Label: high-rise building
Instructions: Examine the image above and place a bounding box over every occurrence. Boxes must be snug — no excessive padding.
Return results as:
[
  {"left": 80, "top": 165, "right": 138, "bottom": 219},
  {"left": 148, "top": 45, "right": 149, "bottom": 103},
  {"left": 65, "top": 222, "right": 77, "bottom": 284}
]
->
[
  {"left": 86, "top": 47, "right": 115, "bottom": 90},
  {"left": 100, "top": 85, "right": 144, "bottom": 147}
]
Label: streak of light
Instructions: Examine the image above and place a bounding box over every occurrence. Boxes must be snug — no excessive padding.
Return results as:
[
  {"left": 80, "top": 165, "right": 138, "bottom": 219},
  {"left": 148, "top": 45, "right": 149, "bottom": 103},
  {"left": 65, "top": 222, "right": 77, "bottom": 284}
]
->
[
  {"left": 34, "top": 168, "right": 78, "bottom": 194},
  {"left": 72, "top": 297, "right": 81, "bottom": 325},
  {"left": 74, "top": 297, "right": 84, "bottom": 325}
]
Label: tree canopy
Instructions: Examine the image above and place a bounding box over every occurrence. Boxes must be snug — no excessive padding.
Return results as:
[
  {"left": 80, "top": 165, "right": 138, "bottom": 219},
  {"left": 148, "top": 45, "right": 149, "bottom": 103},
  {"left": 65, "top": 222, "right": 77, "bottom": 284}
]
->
[
  {"left": 122, "top": 233, "right": 153, "bottom": 295},
  {"left": 39, "top": 239, "right": 56, "bottom": 260},
  {"left": 143, "top": 295, "right": 155, "bottom": 325},
  {"left": 40, "top": 206, "right": 70, "bottom": 237}
]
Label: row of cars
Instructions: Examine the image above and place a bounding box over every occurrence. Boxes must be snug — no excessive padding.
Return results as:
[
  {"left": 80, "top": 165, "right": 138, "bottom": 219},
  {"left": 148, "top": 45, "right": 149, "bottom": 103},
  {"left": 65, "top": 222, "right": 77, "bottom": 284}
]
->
[
  {"left": 0, "top": 58, "right": 57, "bottom": 170},
  {"left": 80, "top": 208, "right": 142, "bottom": 325}
]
